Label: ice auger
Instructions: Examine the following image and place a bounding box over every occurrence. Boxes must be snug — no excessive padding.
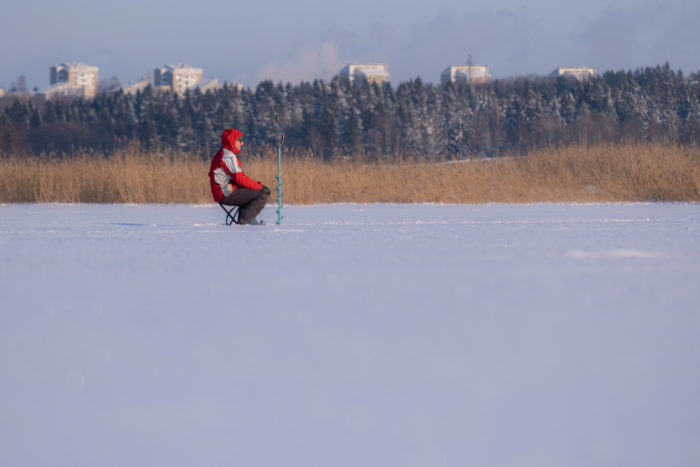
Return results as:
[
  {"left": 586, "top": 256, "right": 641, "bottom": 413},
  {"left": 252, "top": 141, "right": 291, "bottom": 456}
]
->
[{"left": 275, "top": 117, "right": 284, "bottom": 225}]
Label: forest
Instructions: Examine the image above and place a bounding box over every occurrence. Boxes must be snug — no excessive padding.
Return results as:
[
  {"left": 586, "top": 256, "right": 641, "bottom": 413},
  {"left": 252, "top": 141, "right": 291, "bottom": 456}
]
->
[{"left": 1, "top": 63, "right": 699, "bottom": 159}]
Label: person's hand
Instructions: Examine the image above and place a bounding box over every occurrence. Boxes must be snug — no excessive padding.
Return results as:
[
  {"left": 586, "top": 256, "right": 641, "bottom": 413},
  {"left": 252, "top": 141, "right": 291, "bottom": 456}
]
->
[{"left": 261, "top": 185, "right": 271, "bottom": 196}]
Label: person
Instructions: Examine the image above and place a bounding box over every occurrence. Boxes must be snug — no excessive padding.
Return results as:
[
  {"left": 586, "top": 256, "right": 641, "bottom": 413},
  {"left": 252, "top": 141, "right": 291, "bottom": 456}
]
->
[{"left": 208, "top": 128, "right": 270, "bottom": 224}]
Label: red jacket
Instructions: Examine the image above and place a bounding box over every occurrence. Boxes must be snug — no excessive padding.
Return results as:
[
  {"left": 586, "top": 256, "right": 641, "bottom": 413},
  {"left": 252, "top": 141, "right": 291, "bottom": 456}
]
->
[{"left": 208, "top": 129, "right": 262, "bottom": 202}]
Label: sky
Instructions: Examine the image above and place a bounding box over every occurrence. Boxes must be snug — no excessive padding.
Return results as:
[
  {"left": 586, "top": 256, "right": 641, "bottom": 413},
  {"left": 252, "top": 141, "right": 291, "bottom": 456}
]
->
[{"left": 1, "top": 0, "right": 698, "bottom": 91}]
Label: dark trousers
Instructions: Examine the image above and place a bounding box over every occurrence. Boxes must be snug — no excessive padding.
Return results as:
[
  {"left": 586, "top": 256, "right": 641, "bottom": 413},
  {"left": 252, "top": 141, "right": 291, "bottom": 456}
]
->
[{"left": 221, "top": 188, "right": 268, "bottom": 224}]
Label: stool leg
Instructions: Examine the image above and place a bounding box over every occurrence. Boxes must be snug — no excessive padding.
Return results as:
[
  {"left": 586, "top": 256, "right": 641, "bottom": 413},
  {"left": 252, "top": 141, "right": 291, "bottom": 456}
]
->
[{"left": 219, "top": 203, "right": 240, "bottom": 225}]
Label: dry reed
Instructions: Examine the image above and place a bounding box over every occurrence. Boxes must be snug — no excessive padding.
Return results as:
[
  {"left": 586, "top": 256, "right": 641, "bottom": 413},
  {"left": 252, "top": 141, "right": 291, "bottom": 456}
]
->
[{"left": 1, "top": 143, "right": 698, "bottom": 204}]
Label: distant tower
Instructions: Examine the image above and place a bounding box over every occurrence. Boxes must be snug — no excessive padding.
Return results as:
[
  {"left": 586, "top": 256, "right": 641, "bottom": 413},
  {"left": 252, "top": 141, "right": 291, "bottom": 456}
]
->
[
  {"left": 549, "top": 67, "right": 597, "bottom": 81},
  {"left": 339, "top": 64, "right": 390, "bottom": 85},
  {"left": 442, "top": 55, "right": 491, "bottom": 85},
  {"left": 49, "top": 62, "right": 99, "bottom": 98},
  {"left": 154, "top": 64, "right": 203, "bottom": 95}
]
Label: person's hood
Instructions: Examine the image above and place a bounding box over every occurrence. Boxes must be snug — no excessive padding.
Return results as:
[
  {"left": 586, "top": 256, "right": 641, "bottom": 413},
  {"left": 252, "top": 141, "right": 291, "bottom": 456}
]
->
[{"left": 221, "top": 128, "right": 243, "bottom": 154}]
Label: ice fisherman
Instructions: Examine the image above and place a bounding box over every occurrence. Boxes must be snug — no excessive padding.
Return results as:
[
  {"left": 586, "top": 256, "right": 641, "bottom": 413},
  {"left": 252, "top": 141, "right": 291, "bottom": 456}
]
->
[{"left": 208, "top": 128, "right": 270, "bottom": 224}]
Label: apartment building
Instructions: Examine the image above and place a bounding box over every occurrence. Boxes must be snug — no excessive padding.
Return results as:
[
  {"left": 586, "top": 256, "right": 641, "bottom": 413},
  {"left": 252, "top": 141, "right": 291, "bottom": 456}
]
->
[
  {"left": 154, "top": 64, "right": 203, "bottom": 94},
  {"left": 339, "top": 64, "right": 390, "bottom": 85},
  {"left": 441, "top": 65, "right": 491, "bottom": 84},
  {"left": 45, "top": 62, "right": 99, "bottom": 98},
  {"left": 550, "top": 67, "right": 596, "bottom": 80}
]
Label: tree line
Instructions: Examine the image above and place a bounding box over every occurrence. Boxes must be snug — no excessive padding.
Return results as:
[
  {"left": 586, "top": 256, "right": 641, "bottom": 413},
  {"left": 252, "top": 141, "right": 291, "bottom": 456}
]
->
[{"left": 1, "top": 63, "right": 699, "bottom": 159}]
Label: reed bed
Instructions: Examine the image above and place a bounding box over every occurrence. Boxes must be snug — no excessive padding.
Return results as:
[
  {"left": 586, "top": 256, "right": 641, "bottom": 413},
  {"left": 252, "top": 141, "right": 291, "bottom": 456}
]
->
[{"left": 1, "top": 143, "right": 698, "bottom": 204}]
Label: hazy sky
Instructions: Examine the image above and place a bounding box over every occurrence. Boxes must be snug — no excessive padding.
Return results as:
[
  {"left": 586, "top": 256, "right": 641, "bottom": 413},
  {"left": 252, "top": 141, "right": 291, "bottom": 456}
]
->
[{"left": 1, "top": 0, "right": 698, "bottom": 90}]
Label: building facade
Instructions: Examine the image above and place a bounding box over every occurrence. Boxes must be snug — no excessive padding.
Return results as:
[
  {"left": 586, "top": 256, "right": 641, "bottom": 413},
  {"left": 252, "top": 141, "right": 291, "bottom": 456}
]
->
[
  {"left": 154, "top": 64, "right": 203, "bottom": 94},
  {"left": 441, "top": 65, "right": 491, "bottom": 84},
  {"left": 47, "top": 62, "right": 99, "bottom": 98},
  {"left": 339, "top": 64, "right": 390, "bottom": 84},
  {"left": 550, "top": 67, "right": 596, "bottom": 80}
]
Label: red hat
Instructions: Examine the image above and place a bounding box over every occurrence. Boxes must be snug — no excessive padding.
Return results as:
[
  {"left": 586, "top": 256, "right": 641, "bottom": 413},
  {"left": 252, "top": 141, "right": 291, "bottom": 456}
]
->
[{"left": 221, "top": 128, "right": 244, "bottom": 153}]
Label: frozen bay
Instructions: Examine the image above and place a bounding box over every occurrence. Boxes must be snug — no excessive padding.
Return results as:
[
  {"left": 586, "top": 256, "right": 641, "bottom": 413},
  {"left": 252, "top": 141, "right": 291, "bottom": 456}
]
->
[{"left": 1, "top": 202, "right": 699, "bottom": 466}]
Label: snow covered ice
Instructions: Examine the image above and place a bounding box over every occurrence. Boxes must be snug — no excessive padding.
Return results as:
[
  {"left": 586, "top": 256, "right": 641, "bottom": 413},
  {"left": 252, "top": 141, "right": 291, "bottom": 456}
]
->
[{"left": 1, "top": 202, "right": 699, "bottom": 467}]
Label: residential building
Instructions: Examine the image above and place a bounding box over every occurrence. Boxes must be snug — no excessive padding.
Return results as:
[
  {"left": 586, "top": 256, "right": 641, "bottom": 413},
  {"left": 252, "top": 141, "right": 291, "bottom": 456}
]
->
[
  {"left": 0, "top": 88, "right": 4, "bottom": 98},
  {"left": 441, "top": 65, "right": 491, "bottom": 84},
  {"left": 47, "top": 62, "right": 99, "bottom": 98},
  {"left": 339, "top": 64, "right": 390, "bottom": 84},
  {"left": 550, "top": 67, "right": 596, "bottom": 80},
  {"left": 154, "top": 64, "right": 203, "bottom": 94}
]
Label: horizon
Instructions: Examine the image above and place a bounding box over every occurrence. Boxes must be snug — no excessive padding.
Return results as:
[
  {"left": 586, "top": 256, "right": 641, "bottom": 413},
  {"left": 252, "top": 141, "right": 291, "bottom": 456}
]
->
[
  {"left": 1, "top": 61, "right": 696, "bottom": 95},
  {"left": 1, "top": 0, "right": 698, "bottom": 91}
]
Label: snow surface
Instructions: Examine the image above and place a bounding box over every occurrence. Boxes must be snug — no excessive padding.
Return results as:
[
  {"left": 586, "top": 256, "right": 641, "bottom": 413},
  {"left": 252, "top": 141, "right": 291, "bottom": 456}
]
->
[{"left": 1, "top": 202, "right": 699, "bottom": 467}]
